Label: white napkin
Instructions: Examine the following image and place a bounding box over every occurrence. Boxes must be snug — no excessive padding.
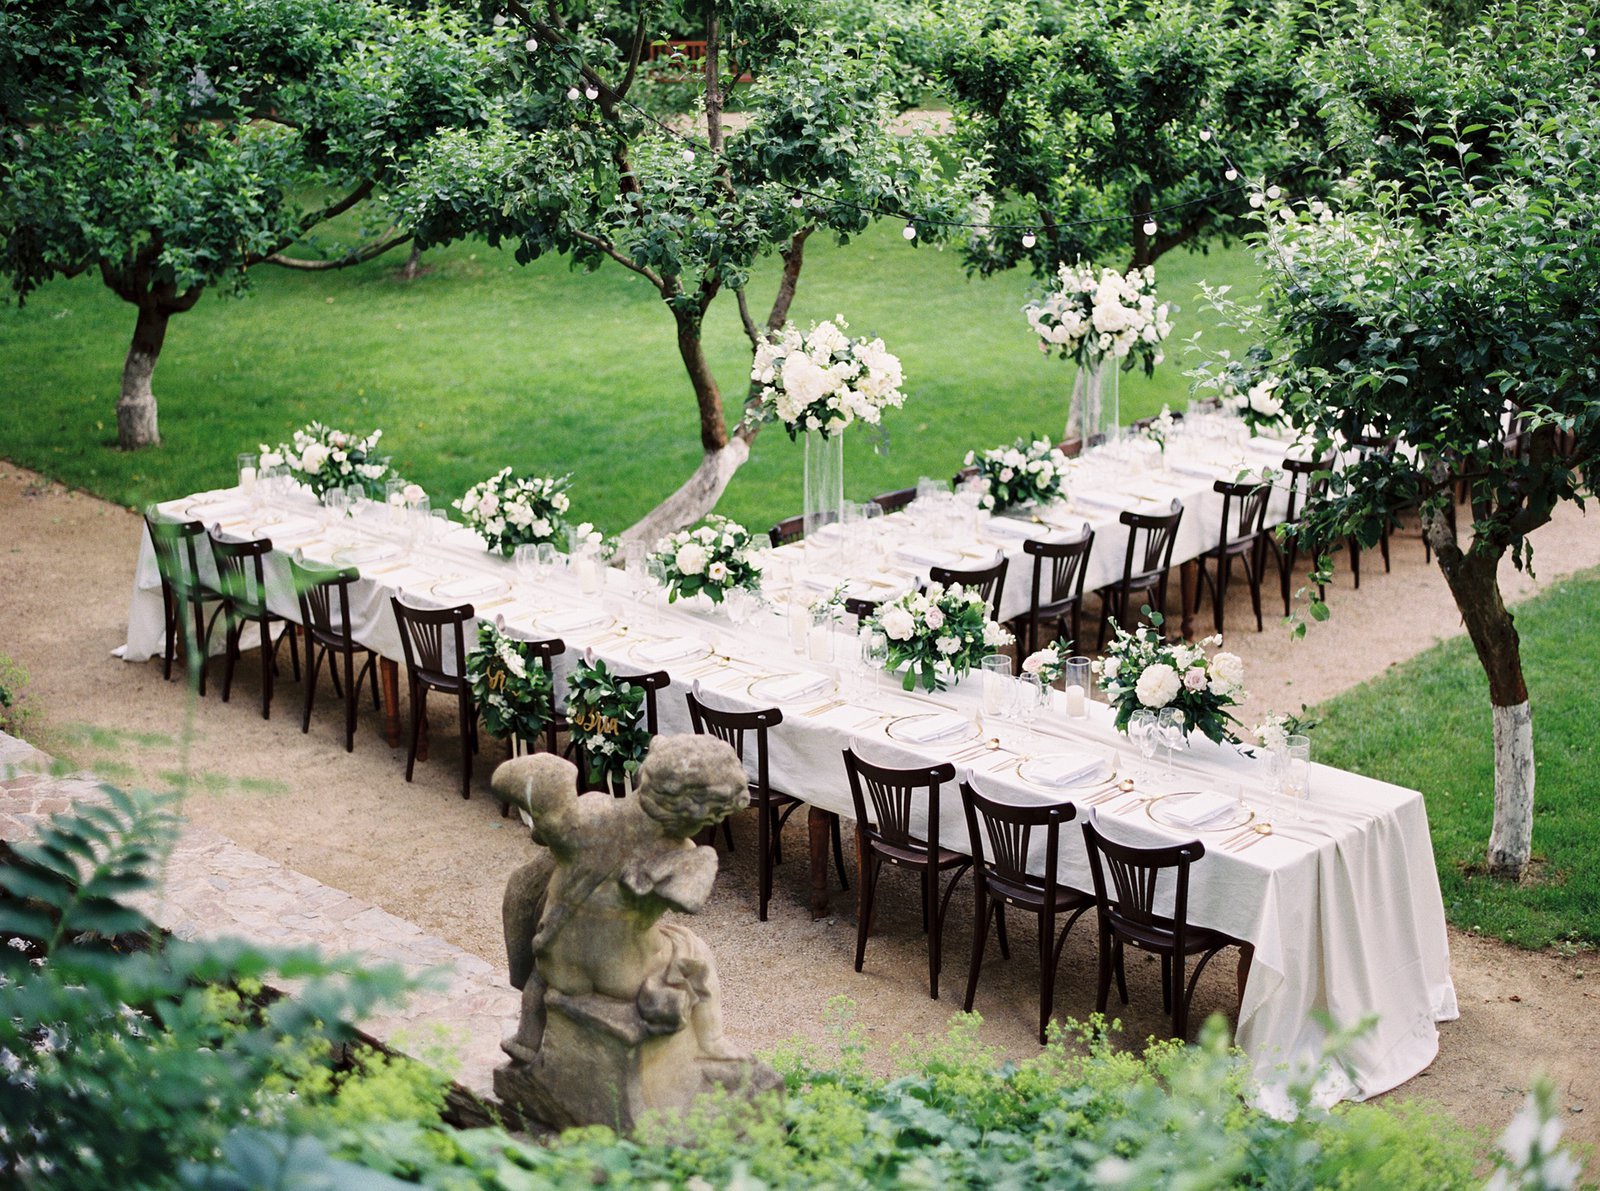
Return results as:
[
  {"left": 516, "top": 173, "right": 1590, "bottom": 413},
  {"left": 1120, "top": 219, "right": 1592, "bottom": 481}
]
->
[
  {"left": 1160, "top": 790, "right": 1238, "bottom": 828},
  {"left": 434, "top": 575, "right": 506, "bottom": 599},
  {"left": 1165, "top": 460, "right": 1222, "bottom": 480},
  {"left": 984, "top": 517, "right": 1038, "bottom": 540},
  {"left": 896, "top": 545, "right": 963, "bottom": 569},
  {"left": 634, "top": 638, "right": 706, "bottom": 664},
  {"left": 762, "top": 672, "right": 830, "bottom": 701},
  {"left": 539, "top": 609, "right": 610, "bottom": 632},
  {"left": 898, "top": 713, "right": 972, "bottom": 743},
  {"left": 1021, "top": 752, "right": 1103, "bottom": 788}
]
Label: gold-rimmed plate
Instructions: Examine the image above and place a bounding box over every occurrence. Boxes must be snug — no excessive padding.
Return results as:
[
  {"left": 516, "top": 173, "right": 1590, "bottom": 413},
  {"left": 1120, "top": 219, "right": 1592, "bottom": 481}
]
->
[
  {"left": 431, "top": 575, "right": 511, "bottom": 602},
  {"left": 1145, "top": 790, "right": 1253, "bottom": 833},
  {"left": 250, "top": 516, "right": 320, "bottom": 542},
  {"left": 629, "top": 638, "right": 712, "bottom": 666},
  {"left": 332, "top": 541, "right": 404, "bottom": 567},
  {"left": 746, "top": 672, "right": 836, "bottom": 704},
  {"left": 1014, "top": 753, "right": 1117, "bottom": 792},
  {"left": 885, "top": 712, "right": 979, "bottom": 746},
  {"left": 184, "top": 496, "right": 252, "bottom": 521},
  {"left": 535, "top": 609, "right": 614, "bottom": 635}
]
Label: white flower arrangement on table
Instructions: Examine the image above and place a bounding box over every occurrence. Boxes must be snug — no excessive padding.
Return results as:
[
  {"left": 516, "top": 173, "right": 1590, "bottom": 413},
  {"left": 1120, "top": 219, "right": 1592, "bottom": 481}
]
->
[
  {"left": 466, "top": 622, "right": 553, "bottom": 746},
  {"left": 453, "top": 468, "right": 572, "bottom": 557},
  {"left": 1021, "top": 638, "right": 1070, "bottom": 685},
  {"left": 747, "top": 315, "right": 907, "bottom": 440},
  {"left": 259, "top": 422, "right": 391, "bottom": 498},
  {"left": 1190, "top": 351, "right": 1294, "bottom": 435},
  {"left": 387, "top": 481, "right": 429, "bottom": 511},
  {"left": 649, "top": 516, "right": 762, "bottom": 605},
  {"left": 1139, "top": 405, "right": 1179, "bottom": 455},
  {"left": 867, "top": 583, "right": 1015, "bottom": 693},
  {"left": 1251, "top": 708, "right": 1318, "bottom": 753},
  {"left": 964, "top": 435, "right": 1071, "bottom": 512},
  {"left": 1093, "top": 611, "right": 1245, "bottom": 743},
  {"left": 1024, "top": 262, "right": 1175, "bottom": 374}
]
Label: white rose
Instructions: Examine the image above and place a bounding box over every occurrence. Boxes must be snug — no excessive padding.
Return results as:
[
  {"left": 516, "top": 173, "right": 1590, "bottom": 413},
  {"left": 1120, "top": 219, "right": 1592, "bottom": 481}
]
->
[
  {"left": 1021, "top": 650, "right": 1049, "bottom": 675},
  {"left": 880, "top": 607, "right": 916, "bottom": 641},
  {"left": 983, "top": 621, "right": 1014, "bottom": 647},
  {"left": 478, "top": 492, "right": 499, "bottom": 516},
  {"left": 675, "top": 543, "right": 708, "bottom": 576},
  {"left": 924, "top": 606, "right": 945, "bottom": 631},
  {"left": 935, "top": 635, "right": 961, "bottom": 655},
  {"left": 707, "top": 560, "right": 729, "bottom": 583},
  {"left": 299, "top": 443, "right": 330, "bottom": 474},
  {"left": 1209, "top": 651, "right": 1245, "bottom": 693},
  {"left": 1135, "top": 663, "right": 1182, "bottom": 708},
  {"left": 403, "top": 483, "right": 426, "bottom": 506},
  {"left": 1183, "top": 667, "right": 1208, "bottom": 692}
]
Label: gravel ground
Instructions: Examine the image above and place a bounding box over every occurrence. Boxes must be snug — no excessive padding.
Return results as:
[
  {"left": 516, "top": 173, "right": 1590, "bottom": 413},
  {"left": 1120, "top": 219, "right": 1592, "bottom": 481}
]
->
[{"left": 0, "top": 459, "right": 1594, "bottom": 1151}]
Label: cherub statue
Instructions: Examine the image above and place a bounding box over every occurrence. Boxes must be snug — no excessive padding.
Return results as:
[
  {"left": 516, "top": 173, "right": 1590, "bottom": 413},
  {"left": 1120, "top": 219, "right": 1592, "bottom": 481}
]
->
[{"left": 493, "top": 734, "right": 775, "bottom": 1127}]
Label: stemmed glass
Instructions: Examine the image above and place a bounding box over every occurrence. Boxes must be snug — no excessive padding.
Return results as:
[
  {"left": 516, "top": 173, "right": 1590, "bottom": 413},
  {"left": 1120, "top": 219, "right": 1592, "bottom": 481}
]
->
[
  {"left": 860, "top": 628, "right": 889, "bottom": 705},
  {"left": 1129, "top": 709, "right": 1159, "bottom": 778},
  {"left": 1157, "top": 707, "right": 1187, "bottom": 776},
  {"left": 1016, "top": 673, "right": 1044, "bottom": 745},
  {"left": 513, "top": 542, "right": 540, "bottom": 592}
]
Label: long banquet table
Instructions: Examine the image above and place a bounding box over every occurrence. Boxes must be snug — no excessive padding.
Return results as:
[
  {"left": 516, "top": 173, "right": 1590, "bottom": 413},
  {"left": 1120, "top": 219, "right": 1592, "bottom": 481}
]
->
[{"left": 121, "top": 436, "right": 1456, "bottom": 1109}]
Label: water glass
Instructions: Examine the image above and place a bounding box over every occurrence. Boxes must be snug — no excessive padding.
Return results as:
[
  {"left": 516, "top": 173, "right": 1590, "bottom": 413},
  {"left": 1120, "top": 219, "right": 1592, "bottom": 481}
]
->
[
  {"left": 916, "top": 475, "right": 946, "bottom": 503},
  {"left": 1129, "top": 709, "right": 1159, "bottom": 776},
  {"left": 1281, "top": 734, "right": 1311, "bottom": 819},
  {"left": 513, "top": 543, "right": 540, "bottom": 585},
  {"left": 1017, "top": 674, "right": 1044, "bottom": 743},
  {"left": 807, "top": 605, "right": 836, "bottom": 664},
  {"left": 1063, "top": 656, "right": 1092, "bottom": 718},
  {"left": 1157, "top": 707, "right": 1187, "bottom": 775},
  {"left": 788, "top": 596, "right": 812, "bottom": 653},
  {"left": 236, "top": 453, "right": 258, "bottom": 496},
  {"left": 981, "top": 654, "right": 1014, "bottom": 720}
]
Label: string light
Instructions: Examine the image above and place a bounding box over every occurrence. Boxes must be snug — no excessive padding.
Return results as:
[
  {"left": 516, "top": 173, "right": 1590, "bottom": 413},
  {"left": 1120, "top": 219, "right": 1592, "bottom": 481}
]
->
[
  {"left": 902, "top": 223, "right": 918, "bottom": 240},
  {"left": 1142, "top": 217, "right": 1158, "bottom": 236},
  {"left": 566, "top": 86, "right": 580, "bottom": 101},
  {"left": 1021, "top": 231, "right": 1036, "bottom": 248},
  {"left": 789, "top": 195, "right": 805, "bottom": 208},
  {"left": 1200, "top": 129, "right": 1213, "bottom": 141},
  {"left": 525, "top": 37, "right": 538, "bottom": 51},
  {"left": 584, "top": 84, "right": 599, "bottom": 100},
  {"left": 493, "top": 12, "right": 507, "bottom": 26},
  {"left": 1225, "top": 167, "right": 1239, "bottom": 181}
]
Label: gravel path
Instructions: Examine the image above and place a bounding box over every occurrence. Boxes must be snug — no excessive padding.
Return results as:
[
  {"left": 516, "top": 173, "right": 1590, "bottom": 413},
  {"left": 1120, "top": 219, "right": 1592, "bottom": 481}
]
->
[{"left": 0, "top": 459, "right": 1593, "bottom": 1149}]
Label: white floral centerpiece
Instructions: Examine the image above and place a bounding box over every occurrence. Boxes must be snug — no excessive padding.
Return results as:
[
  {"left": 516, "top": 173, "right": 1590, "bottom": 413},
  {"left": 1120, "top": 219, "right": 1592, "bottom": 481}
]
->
[
  {"left": 1223, "top": 374, "right": 1291, "bottom": 434},
  {"left": 1024, "top": 262, "right": 1174, "bottom": 372},
  {"left": 868, "top": 583, "right": 1015, "bottom": 692},
  {"left": 453, "top": 468, "right": 571, "bottom": 557},
  {"left": 1020, "top": 639, "right": 1070, "bottom": 684},
  {"left": 1139, "top": 405, "right": 1179, "bottom": 456},
  {"left": 649, "top": 515, "right": 762, "bottom": 605},
  {"left": 965, "top": 435, "right": 1070, "bottom": 513},
  {"left": 747, "top": 315, "right": 907, "bottom": 439},
  {"left": 259, "top": 422, "right": 391, "bottom": 499},
  {"left": 1094, "top": 611, "right": 1245, "bottom": 743}
]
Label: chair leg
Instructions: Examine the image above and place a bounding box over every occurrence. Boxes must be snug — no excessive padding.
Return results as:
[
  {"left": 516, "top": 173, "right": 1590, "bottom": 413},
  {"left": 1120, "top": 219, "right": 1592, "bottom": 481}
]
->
[
  {"left": 1038, "top": 909, "right": 1055, "bottom": 1045},
  {"left": 301, "top": 643, "right": 322, "bottom": 735},
  {"left": 286, "top": 624, "right": 301, "bottom": 681},
  {"left": 1349, "top": 535, "right": 1362, "bottom": 589},
  {"left": 342, "top": 647, "right": 358, "bottom": 753},
  {"left": 995, "top": 903, "right": 1011, "bottom": 960},
  {"left": 1161, "top": 954, "right": 1173, "bottom": 1014},
  {"left": 1113, "top": 940, "right": 1129, "bottom": 1005},
  {"left": 191, "top": 598, "right": 212, "bottom": 696},
  {"left": 258, "top": 617, "right": 274, "bottom": 720},
  {"left": 1095, "top": 924, "right": 1114, "bottom": 1013},
  {"left": 758, "top": 794, "right": 772, "bottom": 921},
  {"left": 1278, "top": 541, "right": 1294, "bottom": 618},
  {"left": 926, "top": 863, "right": 940, "bottom": 999},
  {"left": 830, "top": 812, "right": 849, "bottom": 891},
  {"left": 221, "top": 622, "right": 239, "bottom": 704},
  {"left": 405, "top": 682, "right": 423, "bottom": 782},
  {"left": 963, "top": 887, "right": 990, "bottom": 1012},
  {"left": 854, "top": 856, "right": 876, "bottom": 972},
  {"left": 1214, "top": 553, "right": 1231, "bottom": 634},
  {"left": 458, "top": 691, "right": 473, "bottom": 799},
  {"left": 1380, "top": 523, "right": 1391, "bottom": 572},
  {"left": 161, "top": 594, "right": 177, "bottom": 682}
]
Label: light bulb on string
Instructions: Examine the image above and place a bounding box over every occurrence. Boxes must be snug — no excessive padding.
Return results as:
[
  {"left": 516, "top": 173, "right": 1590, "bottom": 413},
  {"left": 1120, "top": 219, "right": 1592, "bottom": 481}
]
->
[
  {"left": 1021, "top": 231, "right": 1037, "bottom": 248},
  {"left": 1200, "top": 128, "right": 1213, "bottom": 142},
  {"left": 682, "top": 149, "right": 695, "bottom": 164},
  {"left": 493, "top": 12, "right": 507, "bottom": 26},
  {"left": 584, "top": 84, "right": 599, "bottom": 100},
  {"left": 1225, "top": 167, "right": 1239, "bottom": 182},
  {"left": 1142, "top": 218, "right": 1158, "bottom": 236},
  {"left": 902, "top": 223, "right": 917, "bottom": 241},
  {"left": 789, "top": 195, "right": 805, "bottom": 208},
  {"left": 525, "top": 37, "right": 538, "bottom": 51},
  {"left": 566, "top": 86, "right": 580, "bottom": 101}
]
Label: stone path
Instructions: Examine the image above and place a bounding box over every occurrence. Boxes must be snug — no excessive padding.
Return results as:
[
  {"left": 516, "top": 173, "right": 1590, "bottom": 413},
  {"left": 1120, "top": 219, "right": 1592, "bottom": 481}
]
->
[{"left": 0, "top": 731, "right": 518, "bottom": 1121}]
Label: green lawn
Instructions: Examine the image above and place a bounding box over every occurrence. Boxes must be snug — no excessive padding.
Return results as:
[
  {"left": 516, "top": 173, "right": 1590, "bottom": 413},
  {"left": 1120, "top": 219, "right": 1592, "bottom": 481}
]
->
[
  {"left": 1312, "top": 570, "right": 1600, "bottom": 950},
  {"left": 0, "top": 223, "right": 1259, "bottom": 533}
]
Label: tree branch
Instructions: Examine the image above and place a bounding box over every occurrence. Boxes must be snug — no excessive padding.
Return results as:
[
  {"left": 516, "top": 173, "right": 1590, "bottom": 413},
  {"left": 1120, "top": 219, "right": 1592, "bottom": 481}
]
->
[
  {"left": 615, "top": 11, "right": 648, "bottom": 104},
  {"left": 735, "top": 287, "right": 762, "bottom": 349},
  {"left": 570, "top": 228, "right": 663, "bottom": 290},
  {"left": 264, "top": 231, "right": 411, "bottom": 270},
  {"left": 298, "top": 179, "right": 375, "bottom": 235}
]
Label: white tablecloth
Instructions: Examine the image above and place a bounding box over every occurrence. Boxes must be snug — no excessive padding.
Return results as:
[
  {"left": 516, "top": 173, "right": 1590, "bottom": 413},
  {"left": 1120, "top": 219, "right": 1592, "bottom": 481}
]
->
[{"left": 121, "top": 478, "right": 1456, "bottom": 1107}]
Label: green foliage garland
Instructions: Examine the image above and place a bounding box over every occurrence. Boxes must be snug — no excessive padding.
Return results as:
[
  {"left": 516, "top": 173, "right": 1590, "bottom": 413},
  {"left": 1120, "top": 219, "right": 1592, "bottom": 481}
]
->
[
  {"left": 565, "top": 658, "right": 650, "bottom": 789},
  {"left": 465, "top": 623, "right": 552, "bottom": 746}
]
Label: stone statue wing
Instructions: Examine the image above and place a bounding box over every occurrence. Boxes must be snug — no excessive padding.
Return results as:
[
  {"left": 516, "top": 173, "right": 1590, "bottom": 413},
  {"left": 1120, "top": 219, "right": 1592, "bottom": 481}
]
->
[
  {"left": 502, "top": 853, "right": 555, "bottom": 991},
  {"left": 620, "top": 844, "right": 718, "bottom": 915}
]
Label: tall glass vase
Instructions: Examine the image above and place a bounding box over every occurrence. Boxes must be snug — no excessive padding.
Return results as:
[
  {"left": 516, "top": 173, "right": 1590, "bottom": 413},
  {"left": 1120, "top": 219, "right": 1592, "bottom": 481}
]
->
[
  {"left": 803, "top": 428, "right": 845, "bottom": 547},
  {"left": 1067, "top": 357, "right": 1120, "bottom": 449}
]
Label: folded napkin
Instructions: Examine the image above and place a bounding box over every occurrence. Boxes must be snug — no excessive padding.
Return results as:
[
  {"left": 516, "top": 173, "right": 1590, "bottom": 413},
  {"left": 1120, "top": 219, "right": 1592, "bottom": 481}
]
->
[
  {"left": 539, "top": 608, "right": 610, "bottom": 633},
  {"left": 984, "top": 517, "right": 1039, "bottom": 540},
  {"left": 1070, "top": 489, "right": 1132, "bottom": 511},
  {"left": 1160, "top": 790, "right": 1238, "bottom": 829},
  {"left": 1165, "top": 460, "right": 1223, "bottom": 480},
  {"left": 898, "top": 712, "right": 972, "bottom": 744},
  {"left": 1021, "top": 752, "right": 1103, "bottom": 788},
  {"left": 762, "top": 672, "right": 830, "bottom": 702},
  {"left": 433, "top": 575, "right": 507, "bottom": 599},
  {"left": 895, "top": 545, "right": 963, "bottom": 569},
  {"left": 634, "top": 638, "right": 707, "bottom": 664}
]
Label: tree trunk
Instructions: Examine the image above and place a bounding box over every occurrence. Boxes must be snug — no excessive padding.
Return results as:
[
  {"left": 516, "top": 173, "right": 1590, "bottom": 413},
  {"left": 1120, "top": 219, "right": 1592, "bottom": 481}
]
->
[
  {"left": 673, "top": 306, "right": 729, "bottom": 454},
  {"left": 118, "top": 301, "right": 171, "bottom": 449},
  {"left": 400, "top": 243, "right": 424, "bottom": 280},
  {"left": 619, "top": 439, "right": 751, "bottom": 546},
  {"left": 1425, "top": 504, "right": 1534, "bottom": 880}
]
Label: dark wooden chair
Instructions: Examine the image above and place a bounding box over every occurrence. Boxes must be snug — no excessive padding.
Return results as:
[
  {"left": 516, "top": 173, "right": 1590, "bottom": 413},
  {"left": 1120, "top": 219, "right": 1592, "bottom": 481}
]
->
[
  {"left": 144, "top": 513, "right": 225, "bottom": 693},
  {"left": 1081, "top": 818, "right": 1253, "bottom": 1040},
  {"left": 1275, "top": 455, "right": 1334, "bottom": 616},
  {"left": 1194, "top": 478, "right": 1273, "bottom": 633},
  {"left": 950, "top": 465, "right": 980, "bottom": 488},
  {"left": 768, "top": 514, "right": 806, "bottom": 548},
  {"left": 1348, "top": 434, "right": 1397, "bottom": 584},
  {"left": 843, "top": 748, "right": 970, "bottom": 999},
  {"left": 873, "top": 487, "right": 918, "bottom": 514},
  {"left": 1055, "top": 437, "right": 1085, "bottom": 458},
  {"left": 960, "top": 779, "right": 1095, "bottom": 1043},
  {"left": 929, "top": 554, "right": 1008, "bottom": 622},
  {"left": 572, "top": 668, "right": 671, "bottom": 796},
  {"left": 687, "top": 691, "right": 847, "bottom": 920},
  {"left": 842, "top": 595, "right": 886, "bottom": 622},
  {"left": 208, "top": 531, "right": 300, "bottom": 719},
  {"left": 1095, "top": 500, "right": 1183, "bottom": 647},
  {"left": 291, "top": 558, "right": 380, "bottom": 752},
  {"left": 390, "top": 595, "right": 478, "bottom": 799},
  {"left": 1012, "top": 527, "right": 1095, "bottom": 663}
]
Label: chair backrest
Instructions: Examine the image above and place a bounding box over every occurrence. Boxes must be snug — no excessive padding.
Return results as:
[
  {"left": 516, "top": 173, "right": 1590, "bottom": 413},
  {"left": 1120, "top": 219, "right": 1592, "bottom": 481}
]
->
[
  {"left": 929, "top": 555, "right": 1008, "bottom": 621},
  {"left": 1118, "top": 500, "right": 1184, "bottom": 587},
  {"left": 290, "top": 558, "right": 358, "bottom": 648},
  {"left": 145, "top": 513, "right": 208, "bottom": 598},
  {"left": 873, "top": 486, "right": 917, "bottom": 514},
  {"left": 1023, "top": 527, "right": 1095, "bottom": 613},
  {"left": 842, "top": 747, "right": 955, "bottom": 853},
  {"left": 1280, "top": 455, "right": 1333, "bottom": 527},
  {"left": 950, "top": 465, "right": 980, "bottom": 487},
  {"left": 1055, "top": 437, "right": 1084, "bottom": 458},
  {"left": 1081, "top": 818, "right": 1203, "bottom": 947},
  {"left": 842, "top": 595, "right": 885, "bottom": 622},
  {"left": 1212, "top": 478, "right": 1271, "bottom": 549},
  {"left": 686, "top": 691, "right": 782, "bottom": 794},
  {"left": 390, "top": 595, "right": 474, "bottom": 681},
  {"left": 610, "top": 668, "right": 671, "bottom": 735},
  {"left": 768, "top": 514, "right": 805, "bottom": 549},
  {"left": 959, "top": 778, "right": 1074, "bottom": 896},
  {"left": 208, "top": 531, "right": 274, "bottom": 615}
]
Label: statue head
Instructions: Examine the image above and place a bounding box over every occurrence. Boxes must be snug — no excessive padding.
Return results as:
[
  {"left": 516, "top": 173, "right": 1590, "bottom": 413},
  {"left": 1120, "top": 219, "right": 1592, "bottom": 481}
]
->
[{"left": 634, "top": 735, "right": 749, "bottom": 840}]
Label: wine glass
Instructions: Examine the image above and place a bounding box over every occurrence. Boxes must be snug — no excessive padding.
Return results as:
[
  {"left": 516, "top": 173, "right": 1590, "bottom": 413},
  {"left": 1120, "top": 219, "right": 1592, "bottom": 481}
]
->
[
  {"left": 1017, "top": 673, "right": 1044, "bottom": 745},
  {"left": 1129, "top": 709, "right": 1159, "bottom": 777},
  {"left": 1157, "top": 706, "right": 1187, "bottom": 776},
  {"left": 513, "top": 543, "right": 540, "bottom": 590}
]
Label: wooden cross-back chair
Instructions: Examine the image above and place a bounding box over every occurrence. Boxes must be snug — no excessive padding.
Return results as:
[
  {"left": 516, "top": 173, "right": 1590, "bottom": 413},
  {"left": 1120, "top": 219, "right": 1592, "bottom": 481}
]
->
[
  {"left": 209, "top": 531, "right": 300, "bottom": 719},
  {"left": 1096, "top": 500, "right": 1183, "bottom": 646},
  {"left": 290, "top": 558, "right": 380, "bottom": 753},
  {"left": 1276, "top": 455, "right": 1334, "bottom": 616},
  {"left": 144, "top": 512, "right": 225, "bottom": 694},
  {"left": 1013, "top": 527, "right": 1095, "bottom": 664},
  {"left": 390, "top": 595, "right": 477, "bottom": 800},
  {"left": 1195, "top": 478, "right": 1273, "bottom": 633},
  {"left": 929, "top": 554, "right": 1008, "bottom": 622}
]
